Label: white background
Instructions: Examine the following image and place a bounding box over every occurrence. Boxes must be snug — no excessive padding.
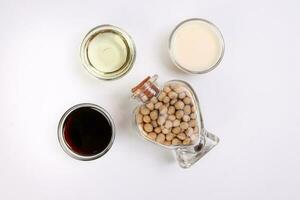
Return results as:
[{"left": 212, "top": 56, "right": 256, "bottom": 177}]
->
[{"left": 0, "top": 0, "right": 299, "bottom": 199}]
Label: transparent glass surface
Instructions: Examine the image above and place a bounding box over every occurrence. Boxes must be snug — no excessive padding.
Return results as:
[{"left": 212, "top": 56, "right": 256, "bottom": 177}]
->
[
  {"left": 80, "top": 25, "right": 136, "bottom": 80},
  {"left": 169, "top": 18, "right": 225, "bottom": 74},
  {"left": 132, "top": 75, "right": 219, "bottom": 168},
  {"left": 57, "top": 103, "right": 116, "bottom": 161}
]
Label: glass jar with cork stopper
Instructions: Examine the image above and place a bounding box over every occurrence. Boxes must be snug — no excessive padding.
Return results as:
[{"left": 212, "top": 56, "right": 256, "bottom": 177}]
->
[{"left": 131, "top": 75, "right": 219, "bottom": 168}]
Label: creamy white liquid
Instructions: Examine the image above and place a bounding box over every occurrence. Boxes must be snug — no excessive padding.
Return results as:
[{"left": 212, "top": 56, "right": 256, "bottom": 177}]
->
[
  {"left": 87, "top": 32, "right": 128, "bottom": 73},
  {"left": 170, "top": 20, "right": 224, "bottom": 73}
]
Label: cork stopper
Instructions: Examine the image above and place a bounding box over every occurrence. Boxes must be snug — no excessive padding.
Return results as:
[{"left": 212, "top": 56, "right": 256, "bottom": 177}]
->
[{"left": 131, "top": 75, "right": 160, "bottom": 103}]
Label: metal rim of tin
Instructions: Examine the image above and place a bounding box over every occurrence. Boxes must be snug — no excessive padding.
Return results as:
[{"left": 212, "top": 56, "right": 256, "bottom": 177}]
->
[
  {"left": 169, "top": 18, "right": 225, "bottom": 74},
  {"left": 80, "top": 25, "right": 136, "bottom": 80},
  {"left": 57, "top": 103, "right": 116, "bottom": 161}
]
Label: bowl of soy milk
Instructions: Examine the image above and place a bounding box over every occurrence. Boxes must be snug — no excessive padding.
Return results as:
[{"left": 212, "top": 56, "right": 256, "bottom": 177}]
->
[{"left": 169, "top": 18, "right": 224, "bottom": 74}]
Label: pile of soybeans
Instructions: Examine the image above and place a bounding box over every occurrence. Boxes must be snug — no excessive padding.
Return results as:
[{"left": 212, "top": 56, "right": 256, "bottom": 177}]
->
[{"left": 136, "top": 83, "right": 199, "bottom": 146}]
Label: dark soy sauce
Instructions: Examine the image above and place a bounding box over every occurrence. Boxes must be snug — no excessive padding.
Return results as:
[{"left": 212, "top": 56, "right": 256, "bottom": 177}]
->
[{"left": 63, "top": 107, "right": 113, "bottom": 156}]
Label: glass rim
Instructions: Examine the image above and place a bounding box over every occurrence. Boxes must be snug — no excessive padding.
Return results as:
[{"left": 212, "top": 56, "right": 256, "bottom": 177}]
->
[
  {"left": 57, "top": 103, "right": 116, "bottom": 161},
  {"left": 169, "top": 18, "right": 225, "bottom": 74},
  {"left": 80, "top": 24, "right": 136, "bottom": 80}
]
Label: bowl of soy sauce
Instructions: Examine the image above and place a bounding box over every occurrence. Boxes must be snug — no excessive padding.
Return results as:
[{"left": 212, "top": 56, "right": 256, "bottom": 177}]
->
[{"left": 58, "top": 103, "right": 115, "bottom": 161}]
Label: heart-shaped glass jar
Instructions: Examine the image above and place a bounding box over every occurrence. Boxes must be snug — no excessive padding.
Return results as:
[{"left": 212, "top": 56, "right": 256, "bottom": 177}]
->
[{"left": 131, "top": 75, "right": 219, "bottom": 168}]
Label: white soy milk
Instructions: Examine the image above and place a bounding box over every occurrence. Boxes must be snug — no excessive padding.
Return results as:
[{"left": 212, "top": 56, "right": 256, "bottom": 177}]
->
[{"left": 170, "top": 19, "right": 224, "bottom": 73}]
